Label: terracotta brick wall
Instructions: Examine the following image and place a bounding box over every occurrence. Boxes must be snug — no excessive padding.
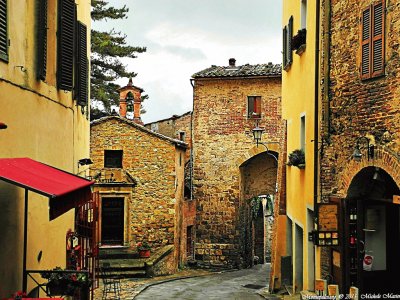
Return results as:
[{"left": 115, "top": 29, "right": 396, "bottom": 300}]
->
[
  {"left": 319, "top": 0, "right": 400, "bottom": 278},
  {"left": 192, "top": 76, "right": 282, "bottom": 268}
]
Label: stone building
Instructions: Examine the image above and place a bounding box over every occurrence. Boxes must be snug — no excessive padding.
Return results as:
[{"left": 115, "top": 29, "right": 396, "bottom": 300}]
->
[
  {"left": 191, "top": 58, "right": 283, "bottom": 269},
  {"left": 318, "top": 0, "right": 400, "bottom": 294},
  {"left": 145, "top": 112, "right": 195, "bottom": 259},
  {"left": 90, "top": 81, "right": 191, "bottom": 273},
  {"left": 0, "top": 0, "right": 91, "bottom": 296}
]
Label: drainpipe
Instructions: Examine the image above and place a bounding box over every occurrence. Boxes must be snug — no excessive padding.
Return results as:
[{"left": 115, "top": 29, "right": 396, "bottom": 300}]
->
[{"left": 314, "top": 0, "right": 321, "bottom": 286}]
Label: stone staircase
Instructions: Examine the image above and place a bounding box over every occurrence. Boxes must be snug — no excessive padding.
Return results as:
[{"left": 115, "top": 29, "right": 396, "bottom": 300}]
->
[{"left": 98, "top": 245, "right": 174, "bottom": 278}]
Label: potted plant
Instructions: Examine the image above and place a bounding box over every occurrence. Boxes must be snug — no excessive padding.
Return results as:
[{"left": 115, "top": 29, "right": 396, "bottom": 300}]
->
[
  {"left": 40, "top": 267, "right": 90, "bottom": 296},
  {"left": 137, "top": 241, "right": 151, "bottom": 258},
  {"left": 292, "top": 28, "right": 307, "bottom": 54},
  {"left": 287, "top": 149, "right": 305, "bottom": 169}
]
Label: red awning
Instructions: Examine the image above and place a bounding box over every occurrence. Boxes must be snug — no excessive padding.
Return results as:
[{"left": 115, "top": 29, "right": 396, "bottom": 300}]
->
[{"left": 0, "top": 158, "right": 94, "bottom": 220}]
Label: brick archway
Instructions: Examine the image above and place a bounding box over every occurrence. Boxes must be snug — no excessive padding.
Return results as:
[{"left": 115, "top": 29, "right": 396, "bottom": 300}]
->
[
  {"left": 338, "top": 148, "right": 400, "bottom": 196},
  {"left": 236, "top": 144, "right": 280, "bottom": 168}
]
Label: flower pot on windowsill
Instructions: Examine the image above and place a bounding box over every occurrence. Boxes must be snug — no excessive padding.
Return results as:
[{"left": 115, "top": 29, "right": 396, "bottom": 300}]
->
[
  {"left": 138, "top": 249, "right": 150, "bottom": 258},
  {"left": 287, "top": 149, "right": 305, "bottom": 169},
  {"left": 295, "top": 44, "right": 306, "bottom": 55},
  {"left": 292, "top": 28, "right": 307, "bottom": 53}
]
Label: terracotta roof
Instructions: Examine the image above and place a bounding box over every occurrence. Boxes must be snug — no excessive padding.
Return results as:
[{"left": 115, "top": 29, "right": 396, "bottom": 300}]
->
[
  {"left": 192, "top": 62, "right": 281, "bottom": 79},
  {"left": 90, "top": 116, "right": 187, "bottom": 148}
]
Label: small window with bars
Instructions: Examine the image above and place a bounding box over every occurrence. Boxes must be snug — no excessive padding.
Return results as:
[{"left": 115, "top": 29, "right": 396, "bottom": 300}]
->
[
  {"left": 360, "top": 0, "right": 385, "bottom": 80},
  {"left": 248, "top": 96, "right": 262, "bottom": 119},
  {"left": 0, "top": 0, "right": 8, "bottom": 62},
  {"left": 104, "top": 150, "right": 123, "bottom": 168}
]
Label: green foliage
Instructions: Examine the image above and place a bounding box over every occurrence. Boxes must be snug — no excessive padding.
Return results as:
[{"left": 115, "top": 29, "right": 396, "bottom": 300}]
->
[
  {"left": 91, "top": 0, "right": 147, "bottom": 114},
  {"left": 287, "top": 149, "right": 305, "bottom": 168},
  {"left": 249, "top": 197, "right": 262, "bottom": 220}
]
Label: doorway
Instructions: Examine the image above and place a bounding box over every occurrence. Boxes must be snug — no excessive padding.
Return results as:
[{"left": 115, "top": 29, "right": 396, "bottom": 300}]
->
[
  {"left": 347, "top": 199, "right": 400, "bottom": 293},
  {"left": 101, "top": 197, "right": 124, "bottom": 245},
  {"left": 345, "top": 167, "right": 400, "bottom": 293}
]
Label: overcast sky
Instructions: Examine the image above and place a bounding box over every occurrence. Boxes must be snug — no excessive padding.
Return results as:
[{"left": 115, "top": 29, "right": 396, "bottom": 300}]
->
[{"left": 93, "top": 0, "right": 282, "bottom": 124}]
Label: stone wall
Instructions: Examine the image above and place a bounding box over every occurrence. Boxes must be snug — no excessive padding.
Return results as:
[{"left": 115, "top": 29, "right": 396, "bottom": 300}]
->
[
  {"left": 90, "top": 117, "right": 186, "bottom": 257},
  {"left": 319, "top": 0, "right": 400, "bottom": 279},
  {"left": 193, "top": 76, "right": 282, "bottom": 268}
]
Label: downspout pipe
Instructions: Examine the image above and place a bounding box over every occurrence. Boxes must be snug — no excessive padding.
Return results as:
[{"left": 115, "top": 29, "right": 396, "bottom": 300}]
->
[
  {"left": 314, "top": 0, "right": 321, "bottom": 222},
  {"left": 313, "top": 0, "right": 321, "bottom": 287}
]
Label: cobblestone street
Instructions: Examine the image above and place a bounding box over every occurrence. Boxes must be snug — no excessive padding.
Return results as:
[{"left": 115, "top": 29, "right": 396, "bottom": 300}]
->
[{"left": 93, "top": 263, "right": 270, "bottom": 300}]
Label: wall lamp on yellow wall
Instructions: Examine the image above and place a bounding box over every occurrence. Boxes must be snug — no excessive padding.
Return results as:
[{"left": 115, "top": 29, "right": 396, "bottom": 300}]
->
[
  {"left": 0, "top": 122, "right": 7, "bottom": 129},
  {"left": 352, "top": 136, "right": 374, "bottom": 161}
]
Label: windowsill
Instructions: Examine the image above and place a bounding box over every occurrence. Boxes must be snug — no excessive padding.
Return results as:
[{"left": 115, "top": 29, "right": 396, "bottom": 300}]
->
[{"left": 295, "top": 44, "right": 306, "bottom": 55}]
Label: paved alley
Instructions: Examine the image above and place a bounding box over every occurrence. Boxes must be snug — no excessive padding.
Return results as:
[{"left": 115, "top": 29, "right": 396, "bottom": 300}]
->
[{"left": 134, "top": 263, "right": 270, "bottom": 300}]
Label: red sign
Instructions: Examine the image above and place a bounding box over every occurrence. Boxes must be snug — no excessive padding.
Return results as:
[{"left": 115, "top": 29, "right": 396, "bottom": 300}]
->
[{"left": 364, "top": 255, "right": 373, "bottom": 265}]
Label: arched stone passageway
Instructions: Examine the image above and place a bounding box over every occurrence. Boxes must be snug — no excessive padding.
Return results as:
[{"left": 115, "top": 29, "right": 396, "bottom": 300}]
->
[{"left": 239, "top": 151, "right": 278, "bottom": 266}]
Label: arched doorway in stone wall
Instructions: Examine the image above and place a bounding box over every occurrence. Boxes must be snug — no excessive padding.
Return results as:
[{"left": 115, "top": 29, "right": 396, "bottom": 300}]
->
[
  {"left": 239, "top": 150, "right": 278, "bottom": 267},
  {"left": 344, "top": 166, "right": 400, "bottom": 293}
]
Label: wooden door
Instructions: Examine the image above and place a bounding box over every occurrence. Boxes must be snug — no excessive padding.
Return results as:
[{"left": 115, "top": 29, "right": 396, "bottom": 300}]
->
[{"left": 101, "top": 197, "right": 124, "bottom": 245}]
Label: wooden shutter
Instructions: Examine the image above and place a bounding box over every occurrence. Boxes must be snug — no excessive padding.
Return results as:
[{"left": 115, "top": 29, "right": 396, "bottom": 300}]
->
[
  {"left": 254, "top": 96, "right": 261, "bottom": 116},
  {"left": 371, "top": 0, "right": 385, "bottom": 77},
  {"left": 76, "top": 21, "right": 88, "bottom": 106},
  {"left": 57, "top": 0, "right": 76, "bottom": 91},
  {"left": 288, "top": 16, "right": 293, "bottom": 65},
  {"left": 0, "top": 0, "right": 7, "bottom": 61},
  {"left": 361, "top": 7, "right": 371, "bottom": 79},
  {"left": 37, "top": 0, "right": 47, "bottom": 80},
  {"left": 283, "top": 26, "right": 287, "bottom": 68}
]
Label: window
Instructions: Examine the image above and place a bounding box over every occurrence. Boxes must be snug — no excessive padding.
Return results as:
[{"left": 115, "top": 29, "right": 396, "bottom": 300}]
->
[
  {"left": 37, "top": 0, "right": 47, "bottom": 80},
  {"left": 283, "top": 16, "right": 293, "bottom": 70},
  {"left": 179, "top": 131, "right": 186, "bottom": 141},
  {"left": 301, "top": 0, "right": 307, "bottom": 29},
  {"left": 248, "top": 96, "right": 261, "bottom": 118},
  {"left": 361, "top": 0, "right": 385, "bottom": 80},
  {"left": 57, "top": 0, "right": 76, "bottom": 90},
  {"left": 104, "top": 150, "right": 123, "bottom": 168},
  {"left": 0, "top": 0, "right": 8, "bottom": 61},
  {"left": 300, "top": 115, "right": 305, "bottom": 151}
]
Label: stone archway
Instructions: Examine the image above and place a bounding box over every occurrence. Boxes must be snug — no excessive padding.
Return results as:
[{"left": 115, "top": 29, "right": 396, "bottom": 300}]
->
[
  {"left": 239, "top": 150, "right": 279, "bottom": 266},
  {"left": 337, "top": 148, "right": 400, "bottom": 197}
]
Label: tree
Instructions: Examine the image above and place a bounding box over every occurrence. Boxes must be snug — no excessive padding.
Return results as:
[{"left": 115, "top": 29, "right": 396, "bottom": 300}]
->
[{"left": 91, "top": 0, "right": 146, "bottom": 115}]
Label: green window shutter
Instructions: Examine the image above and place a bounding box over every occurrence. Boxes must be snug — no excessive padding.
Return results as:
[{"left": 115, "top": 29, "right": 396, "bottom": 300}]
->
[
  {"left": 361, "top": 7, "right": 371, "bottom": 79},
  {"left": 283, "top": 26, "right": 287, "bottom": 68},
  {"left": 0, "top": 0, "right": 8, "bottom": 61},
  {"left": 75, "top": 21, "right": 88, "bottom": 106},
  {"left": 288, "top": 16, "right": 293, "bottom": 65},
  {"left": 57, "top": 0, "right": 76, "bottom": 91},
  {"left": 37, "top": 0, "right": 47, "bottom": 80},
  {"left": 371, "top": 0, "right": 385, "bottom": 77}
]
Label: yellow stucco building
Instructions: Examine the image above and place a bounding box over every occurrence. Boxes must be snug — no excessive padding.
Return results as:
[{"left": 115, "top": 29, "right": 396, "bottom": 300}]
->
[
  {"left": 273, "top": 0, "right": 321, "bottom": 293},
  {"left": 0, "top": 0, "right": 91, "bottom": 297}
]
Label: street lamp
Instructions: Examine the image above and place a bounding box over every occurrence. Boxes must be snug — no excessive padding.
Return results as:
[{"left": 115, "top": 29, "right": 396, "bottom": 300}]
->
[
  {"left": 352, "top": 136, "right": 374, "bottom": 161},
  {"left": 252, "top": 124, "right": 265, "bottom": 147}
]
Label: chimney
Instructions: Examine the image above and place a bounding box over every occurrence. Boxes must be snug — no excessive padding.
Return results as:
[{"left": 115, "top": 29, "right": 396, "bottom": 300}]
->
[{"left": 229, "top": 58, "right": 236, "bottom": 67}]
